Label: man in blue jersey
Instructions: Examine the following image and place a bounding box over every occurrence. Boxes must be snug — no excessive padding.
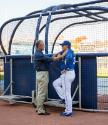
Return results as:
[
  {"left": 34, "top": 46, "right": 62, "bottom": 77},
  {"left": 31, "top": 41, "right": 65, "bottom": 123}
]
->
[{"left": 53, "top": 40, "right": 75, "bottom": 117}]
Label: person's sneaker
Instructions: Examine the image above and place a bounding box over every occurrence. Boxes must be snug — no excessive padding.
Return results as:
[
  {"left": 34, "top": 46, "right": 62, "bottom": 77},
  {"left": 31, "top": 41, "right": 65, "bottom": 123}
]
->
[
  {"left": 38, "top": 112, "right": 50, "bottom": 115},
  {"left": 59, "top": 99, "right": 65, "bottom": 104},
  {"left": 60, "top": 112, "right": 73, "bottom": 117}
]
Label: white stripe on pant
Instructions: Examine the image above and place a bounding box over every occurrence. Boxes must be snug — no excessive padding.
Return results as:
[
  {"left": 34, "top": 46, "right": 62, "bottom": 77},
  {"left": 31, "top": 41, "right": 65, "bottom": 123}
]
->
[{"left": 53, "top": 70, "right": 75, "bottom": 113}]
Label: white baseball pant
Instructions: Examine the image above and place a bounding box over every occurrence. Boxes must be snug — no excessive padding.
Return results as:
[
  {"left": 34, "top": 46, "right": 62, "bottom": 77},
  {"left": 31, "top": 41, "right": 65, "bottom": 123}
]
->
[{"left": 53, "top": 70, "right": 75, "bottom": 113}]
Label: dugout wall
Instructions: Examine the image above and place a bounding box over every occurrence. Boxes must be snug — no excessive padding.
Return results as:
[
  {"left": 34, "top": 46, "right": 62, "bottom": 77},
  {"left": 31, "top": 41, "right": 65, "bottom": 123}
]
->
[{"left": 0, "top": 0, "right": 108, "bottom": 111}]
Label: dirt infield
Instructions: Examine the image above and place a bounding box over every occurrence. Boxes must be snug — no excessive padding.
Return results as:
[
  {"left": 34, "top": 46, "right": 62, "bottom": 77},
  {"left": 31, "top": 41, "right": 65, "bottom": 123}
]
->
[{"left": 0, "top": 101, "right": 108, "bottom": 125}]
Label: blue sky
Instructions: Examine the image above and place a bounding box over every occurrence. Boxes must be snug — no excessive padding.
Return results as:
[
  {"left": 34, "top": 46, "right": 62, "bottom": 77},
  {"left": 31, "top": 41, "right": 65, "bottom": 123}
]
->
[{"left": 0, "top": 0, "right": 90, "bottom": 26}]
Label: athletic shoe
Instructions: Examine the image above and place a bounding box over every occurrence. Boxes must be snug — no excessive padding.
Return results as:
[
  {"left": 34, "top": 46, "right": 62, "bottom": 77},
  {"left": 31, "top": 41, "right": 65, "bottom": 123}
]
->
[
  {"left": 60, "top": 112, "right": 73, "bottom": 117},
  {"left": 38, "top": 112, "right": 50, "bottom": 115}
]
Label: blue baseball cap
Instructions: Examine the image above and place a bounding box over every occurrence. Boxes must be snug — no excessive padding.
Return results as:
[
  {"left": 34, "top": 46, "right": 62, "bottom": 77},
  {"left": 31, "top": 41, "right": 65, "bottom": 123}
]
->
[{"left": 60, "top": 40, "right": 71, "bottom": 47}]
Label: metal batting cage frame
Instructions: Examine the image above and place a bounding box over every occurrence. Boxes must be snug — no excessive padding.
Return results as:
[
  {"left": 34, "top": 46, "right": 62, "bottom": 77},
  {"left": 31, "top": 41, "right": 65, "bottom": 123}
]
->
[{"left": 0, "top": 0, "right": 108, "bottom": 112}]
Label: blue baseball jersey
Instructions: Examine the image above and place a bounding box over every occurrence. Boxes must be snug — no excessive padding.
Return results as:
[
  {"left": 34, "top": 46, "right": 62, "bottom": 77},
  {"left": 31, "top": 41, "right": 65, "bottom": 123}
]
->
[{"left": 60, "top": 49, "right": 75, "bottom": 71}]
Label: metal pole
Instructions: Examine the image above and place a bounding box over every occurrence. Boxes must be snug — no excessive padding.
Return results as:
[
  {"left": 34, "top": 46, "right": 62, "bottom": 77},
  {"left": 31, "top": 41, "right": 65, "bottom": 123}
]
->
[
  {"left": 31, "top": 54, "right": 33, "bottom": 63},
  {"left": 45, "top": 12, "right": 52, "bottom": 54},
  {"left": 73, "top": 107, "right": 108, "bottom": 113},
  {"left": 72, "top": 85, "right": 79, "bottom": 101},
  {"left": 10, "top": 59, "right": 13, "bottom": 95},
  {"left": 78, "top": 57, "right": 82, "bottom": 109}
]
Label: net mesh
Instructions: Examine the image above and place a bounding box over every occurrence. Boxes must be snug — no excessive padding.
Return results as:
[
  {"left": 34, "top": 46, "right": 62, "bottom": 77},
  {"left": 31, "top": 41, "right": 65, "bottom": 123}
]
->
[
  {"left": 52, "top": 21, "right": 108, "bottom": 54},
  {"left": 11, "top": 18, "right": 37, "bottom": 55},
  {"left": 97, "top": 57, "right": 108, "bottom": 110},
  {"left": 1, "top": 21, "right": 19, "bottom": 53}
]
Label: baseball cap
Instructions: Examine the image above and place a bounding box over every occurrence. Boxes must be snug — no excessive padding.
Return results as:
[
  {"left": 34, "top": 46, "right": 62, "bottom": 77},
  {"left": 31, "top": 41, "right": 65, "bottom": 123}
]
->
[{"left": 60, "top": 40, "right": 71, "bottom": 47}]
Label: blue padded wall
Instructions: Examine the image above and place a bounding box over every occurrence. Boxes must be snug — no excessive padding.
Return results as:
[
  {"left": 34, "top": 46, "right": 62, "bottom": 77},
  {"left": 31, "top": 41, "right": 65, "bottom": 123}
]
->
[
  {"left": 4, "top": 56, "right": 35, "bottom": 97},
  {"left": 81, "top": 56, "right": 97, "bottom": 109},
  {"left": 3, "top": 54, "right": 97, "bottom": 109},
  {"left": 4, "top": 60, "right": 11, "bottom": 95}
]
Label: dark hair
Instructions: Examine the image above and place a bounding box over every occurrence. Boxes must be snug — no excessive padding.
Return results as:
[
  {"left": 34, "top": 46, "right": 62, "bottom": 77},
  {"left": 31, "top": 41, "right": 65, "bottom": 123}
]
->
[{"left": 36, "top": 40, "right": 43, "bottom": 48}]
